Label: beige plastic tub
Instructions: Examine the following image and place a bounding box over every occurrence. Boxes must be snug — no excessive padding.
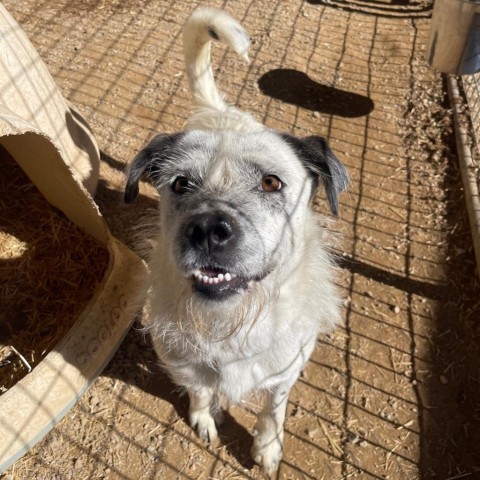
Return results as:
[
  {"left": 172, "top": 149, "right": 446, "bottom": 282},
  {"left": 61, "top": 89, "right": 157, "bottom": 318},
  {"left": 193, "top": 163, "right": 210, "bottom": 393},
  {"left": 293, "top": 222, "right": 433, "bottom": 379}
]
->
[{"left": 0, "top": 6, "right": 147, "bottom": 472}]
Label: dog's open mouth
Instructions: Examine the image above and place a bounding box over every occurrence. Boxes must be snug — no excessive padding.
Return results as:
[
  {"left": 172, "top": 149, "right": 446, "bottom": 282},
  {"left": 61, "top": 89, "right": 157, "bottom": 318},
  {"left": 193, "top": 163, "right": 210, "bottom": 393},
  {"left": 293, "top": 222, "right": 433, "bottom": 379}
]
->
[{"left": 192, "top": 267, "right": 248, "bottom": 299}]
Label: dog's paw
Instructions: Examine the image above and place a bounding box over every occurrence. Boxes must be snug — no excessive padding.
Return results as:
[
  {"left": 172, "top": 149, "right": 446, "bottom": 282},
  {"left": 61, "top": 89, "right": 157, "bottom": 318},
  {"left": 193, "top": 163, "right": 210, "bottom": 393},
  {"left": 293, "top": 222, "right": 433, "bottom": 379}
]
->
[
  {"left": 189, "top": 410, "right": 218, "bottom": 443},
  {"left": 251, "top": 435, "right": 283, "bottom": 475}
]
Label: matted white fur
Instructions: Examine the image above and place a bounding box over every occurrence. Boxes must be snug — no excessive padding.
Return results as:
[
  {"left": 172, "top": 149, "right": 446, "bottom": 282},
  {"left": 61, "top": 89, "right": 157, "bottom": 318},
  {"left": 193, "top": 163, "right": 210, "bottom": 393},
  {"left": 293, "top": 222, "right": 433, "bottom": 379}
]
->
[{"left": 126, "top": 7, "right": 347, "bottom": 474}]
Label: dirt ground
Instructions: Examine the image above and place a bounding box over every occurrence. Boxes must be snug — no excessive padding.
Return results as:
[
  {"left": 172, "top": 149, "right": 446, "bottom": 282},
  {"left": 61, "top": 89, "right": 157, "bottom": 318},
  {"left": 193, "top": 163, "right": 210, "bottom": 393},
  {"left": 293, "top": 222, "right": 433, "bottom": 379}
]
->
[{"left": 2, "top": 0, "right": 480, "bottom": 479}]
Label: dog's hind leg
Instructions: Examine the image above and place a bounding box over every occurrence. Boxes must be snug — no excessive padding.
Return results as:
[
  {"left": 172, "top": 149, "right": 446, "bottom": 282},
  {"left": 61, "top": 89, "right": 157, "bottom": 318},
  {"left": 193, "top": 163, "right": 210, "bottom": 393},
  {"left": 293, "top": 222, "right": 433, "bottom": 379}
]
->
[
  {"left": 251, "top": 385, "right": 291, "bottom": 474},
  {"left": 188, "top": 386, "right": 218, "bottom": 443}
]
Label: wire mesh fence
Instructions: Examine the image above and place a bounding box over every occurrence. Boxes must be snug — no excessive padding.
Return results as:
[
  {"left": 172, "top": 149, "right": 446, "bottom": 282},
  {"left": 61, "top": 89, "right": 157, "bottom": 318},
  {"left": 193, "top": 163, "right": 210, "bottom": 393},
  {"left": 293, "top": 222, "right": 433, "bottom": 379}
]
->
[
  {"left": 1, "top": 1, "right": 480, "bottom": 479},
  {"left": 463, "top": 73, "right": 480, "bottom": 160}
]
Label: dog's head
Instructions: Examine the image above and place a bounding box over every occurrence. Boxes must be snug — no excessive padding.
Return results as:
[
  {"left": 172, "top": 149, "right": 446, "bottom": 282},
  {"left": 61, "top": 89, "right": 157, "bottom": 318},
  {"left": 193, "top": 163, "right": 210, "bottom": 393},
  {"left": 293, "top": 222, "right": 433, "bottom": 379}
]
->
[{"left": 124, "top": 129, "right": 348, "bottom": 303}]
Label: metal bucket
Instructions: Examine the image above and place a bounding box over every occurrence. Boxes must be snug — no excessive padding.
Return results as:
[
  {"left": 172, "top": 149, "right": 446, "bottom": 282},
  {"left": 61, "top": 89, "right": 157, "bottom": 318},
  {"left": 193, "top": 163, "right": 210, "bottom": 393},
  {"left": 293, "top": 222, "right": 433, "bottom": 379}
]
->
[{"left": 428, "top": 0, "right": 480, "bottom": 75}]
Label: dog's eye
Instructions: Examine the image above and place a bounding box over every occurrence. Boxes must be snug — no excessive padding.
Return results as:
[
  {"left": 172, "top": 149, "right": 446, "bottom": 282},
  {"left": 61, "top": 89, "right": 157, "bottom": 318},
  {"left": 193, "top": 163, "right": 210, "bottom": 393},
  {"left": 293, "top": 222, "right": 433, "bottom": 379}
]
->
[
  {"left": 172, "top": 176, "right": 192, "bottom": 194},
  {"left": 261, "top": 175, "right": 282, "bottom": 192}
]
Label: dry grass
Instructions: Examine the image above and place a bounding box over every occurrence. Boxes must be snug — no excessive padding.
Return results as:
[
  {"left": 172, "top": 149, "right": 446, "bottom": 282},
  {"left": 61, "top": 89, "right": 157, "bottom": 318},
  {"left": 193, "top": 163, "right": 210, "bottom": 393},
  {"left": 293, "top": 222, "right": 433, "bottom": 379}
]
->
[{"left": 0, "top": 145, "right": 109, "bottom": 394}]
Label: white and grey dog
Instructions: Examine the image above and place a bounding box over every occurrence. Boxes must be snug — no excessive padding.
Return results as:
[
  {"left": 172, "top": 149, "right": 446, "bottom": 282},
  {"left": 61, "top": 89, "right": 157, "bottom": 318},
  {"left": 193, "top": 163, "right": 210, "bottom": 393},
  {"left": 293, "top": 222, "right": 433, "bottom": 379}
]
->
[{"left": 124, "top": 7, "right": 348, "bottom": 474}]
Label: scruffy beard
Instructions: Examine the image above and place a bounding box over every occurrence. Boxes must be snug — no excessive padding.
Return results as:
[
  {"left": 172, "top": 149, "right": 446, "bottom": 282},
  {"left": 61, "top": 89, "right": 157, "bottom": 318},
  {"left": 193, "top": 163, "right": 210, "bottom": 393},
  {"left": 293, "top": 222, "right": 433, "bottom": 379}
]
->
[
  {"left": 144, "top": 276, "right": 274, "bottom": 357},
  {"left": 174, "top": 278, "right": 272, "bottom": 342}
]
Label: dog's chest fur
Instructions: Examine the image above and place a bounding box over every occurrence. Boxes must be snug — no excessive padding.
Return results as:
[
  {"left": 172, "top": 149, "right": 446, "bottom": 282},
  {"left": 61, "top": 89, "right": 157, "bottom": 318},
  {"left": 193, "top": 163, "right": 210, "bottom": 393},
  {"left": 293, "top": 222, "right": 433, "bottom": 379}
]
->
[{"left": 147, "top": 219, "right": 340, "bottom": 404}]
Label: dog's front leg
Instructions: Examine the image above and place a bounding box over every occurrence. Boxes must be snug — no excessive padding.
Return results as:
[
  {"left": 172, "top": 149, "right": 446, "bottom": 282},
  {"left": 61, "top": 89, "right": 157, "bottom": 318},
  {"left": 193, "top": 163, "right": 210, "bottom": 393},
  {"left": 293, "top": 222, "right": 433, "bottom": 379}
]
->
[
  {"left": 188, "top": 386, "right": 218, "bottom": 443},
  {"left": 252, "top": 385, "right": 291, "bottom": 474}
]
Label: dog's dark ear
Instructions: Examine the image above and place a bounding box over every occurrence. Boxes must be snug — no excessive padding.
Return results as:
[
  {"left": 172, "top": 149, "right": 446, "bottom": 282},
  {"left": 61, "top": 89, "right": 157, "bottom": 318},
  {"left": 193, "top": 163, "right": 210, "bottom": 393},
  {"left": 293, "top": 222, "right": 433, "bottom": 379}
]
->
[
  {"left": 124, "top": 132, "right": 183, "bottom": 204},
  {"left": 281, "top": 134, "right": 349, "bottom": 216}
]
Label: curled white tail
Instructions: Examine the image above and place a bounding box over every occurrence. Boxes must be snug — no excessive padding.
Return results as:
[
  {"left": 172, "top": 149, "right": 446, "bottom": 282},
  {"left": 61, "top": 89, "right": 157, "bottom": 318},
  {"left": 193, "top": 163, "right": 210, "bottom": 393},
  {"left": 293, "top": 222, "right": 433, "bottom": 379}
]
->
[{"left": 183, "top": 8, "right": 262, "bottom": 131}]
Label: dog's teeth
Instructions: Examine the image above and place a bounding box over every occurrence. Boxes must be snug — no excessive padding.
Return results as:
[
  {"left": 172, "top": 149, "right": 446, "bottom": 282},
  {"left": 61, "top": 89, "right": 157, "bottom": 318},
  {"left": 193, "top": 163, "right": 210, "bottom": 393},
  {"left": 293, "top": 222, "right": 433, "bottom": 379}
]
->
[{"left": 193, "top": 271, "right": 237, "bottom": 284}]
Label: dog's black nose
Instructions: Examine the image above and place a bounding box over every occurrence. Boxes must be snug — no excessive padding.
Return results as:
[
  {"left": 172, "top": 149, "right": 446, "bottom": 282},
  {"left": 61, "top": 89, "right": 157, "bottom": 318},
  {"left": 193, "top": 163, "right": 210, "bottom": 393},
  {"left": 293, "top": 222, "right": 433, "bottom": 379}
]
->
[{"left": 185, "top": 213, "right": 236, "bottom": 254}]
